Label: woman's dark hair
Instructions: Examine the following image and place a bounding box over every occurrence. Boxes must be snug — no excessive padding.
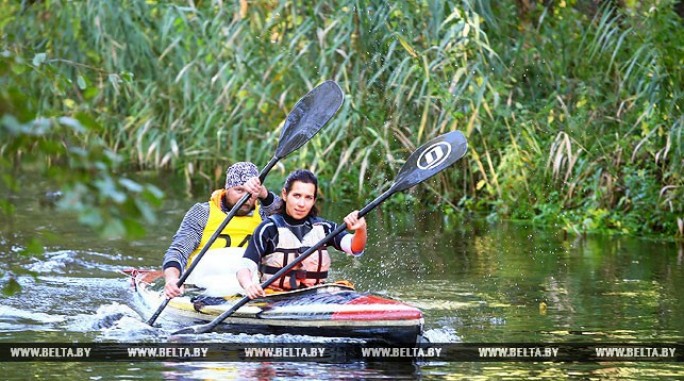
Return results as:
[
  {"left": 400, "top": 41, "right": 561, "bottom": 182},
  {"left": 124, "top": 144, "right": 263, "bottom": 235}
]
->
[{"left": 277, "top": 169, "right": 319, "bottom": 217}]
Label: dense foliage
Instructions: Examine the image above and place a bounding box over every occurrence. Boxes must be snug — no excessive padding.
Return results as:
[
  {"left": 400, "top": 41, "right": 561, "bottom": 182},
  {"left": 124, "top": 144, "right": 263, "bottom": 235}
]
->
[{"left": 2, "top": 0, "right": 683, "bottom": 239}]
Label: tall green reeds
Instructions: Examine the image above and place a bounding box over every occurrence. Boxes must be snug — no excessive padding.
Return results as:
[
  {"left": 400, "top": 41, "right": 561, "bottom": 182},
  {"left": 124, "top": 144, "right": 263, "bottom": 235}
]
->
[
  {"left": 2, "top": 0, "right": 682, "bottom": 237},
  {"left": 481, "top": 1, "right": 684, "bottom": 236}
]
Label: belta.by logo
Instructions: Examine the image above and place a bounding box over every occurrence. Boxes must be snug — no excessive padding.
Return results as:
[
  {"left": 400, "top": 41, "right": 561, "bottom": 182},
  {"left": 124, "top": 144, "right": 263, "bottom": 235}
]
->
[{"left": 417, "top": 142, "right": 451, "bottom": 170}]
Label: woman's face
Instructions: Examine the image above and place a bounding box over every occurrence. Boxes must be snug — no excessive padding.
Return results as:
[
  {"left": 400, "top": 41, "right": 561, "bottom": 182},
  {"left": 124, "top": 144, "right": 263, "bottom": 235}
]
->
[{"left": 282, "top": 181, "right": 316, "bottom": 220}]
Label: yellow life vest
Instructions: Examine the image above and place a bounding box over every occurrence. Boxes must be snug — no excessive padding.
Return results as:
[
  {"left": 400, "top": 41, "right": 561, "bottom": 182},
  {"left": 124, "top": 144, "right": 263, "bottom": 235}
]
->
[
  {"left": 260, "top": 214, "right": 331, "bottom": 291},
  {"left": 187, "top": 189, "right": 262, "bottom": 268}
]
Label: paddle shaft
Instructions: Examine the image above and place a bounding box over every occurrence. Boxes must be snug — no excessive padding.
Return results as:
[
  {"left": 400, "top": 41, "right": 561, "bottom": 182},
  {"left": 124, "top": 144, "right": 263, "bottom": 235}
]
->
[
  {"left": 184, "top": 186, "right": 396, "bottom": 334},
  {"left": 146, "top": 156, "right": 278, "bottom": 326}
]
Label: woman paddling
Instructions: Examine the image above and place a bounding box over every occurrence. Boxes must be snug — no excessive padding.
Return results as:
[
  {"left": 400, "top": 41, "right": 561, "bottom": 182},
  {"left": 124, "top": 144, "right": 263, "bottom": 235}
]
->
[{"left": 236, "top": 169, "right": 367, "bottom": 299}]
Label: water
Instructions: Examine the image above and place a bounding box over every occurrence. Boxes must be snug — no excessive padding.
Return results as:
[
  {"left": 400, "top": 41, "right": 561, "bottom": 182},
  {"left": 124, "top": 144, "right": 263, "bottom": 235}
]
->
[{"left": 1, "top": 177, "right": 684, "bottom": 379}]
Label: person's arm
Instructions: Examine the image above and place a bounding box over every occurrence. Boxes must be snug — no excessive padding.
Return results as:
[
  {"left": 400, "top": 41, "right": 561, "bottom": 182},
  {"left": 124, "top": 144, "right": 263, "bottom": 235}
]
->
[
  {"left": 242, "top": 177, "right": 281, "bottom": 217},
  {"left": 330, "top": 211, "right": 367, "bottom": 256},
  {"left": 236, "top": 220, "right": 277, "bottom": 298},
  {"left": 163, "top": 267, "right": 183, "bottom": 299},
  {"left": 344, "top": 211, "right": 367, "bottom": 254},
  {"left": 237, "top": 266, "right": 264, "bottom": 299},
  {"left": 161, "top": 203, "right": 208, "bottom": 298},
  {"left": 258, "top": 192, "right": 281, "bottom": 218}
]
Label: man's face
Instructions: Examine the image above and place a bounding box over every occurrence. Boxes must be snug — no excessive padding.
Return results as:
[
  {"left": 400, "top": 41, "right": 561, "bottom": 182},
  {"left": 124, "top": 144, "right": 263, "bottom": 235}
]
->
[{"left": 225, "top": 185, "right": 256, "bottom": 216}]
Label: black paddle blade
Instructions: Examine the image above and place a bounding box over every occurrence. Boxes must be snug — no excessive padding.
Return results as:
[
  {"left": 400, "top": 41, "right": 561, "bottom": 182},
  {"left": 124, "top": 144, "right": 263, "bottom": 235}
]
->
[
  {"left": 392, "top": 131, "right": 468, "bottom": 193},
  {"left": 275, "top": 80, "right": 344, "bottom": 158}
]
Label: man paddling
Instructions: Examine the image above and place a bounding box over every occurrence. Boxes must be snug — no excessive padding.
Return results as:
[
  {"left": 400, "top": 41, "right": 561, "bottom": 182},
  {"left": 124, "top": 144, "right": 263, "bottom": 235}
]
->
[
  {"left": 236, "top": 169, "right": 367, "bottom": 298},
  {"left": 162, "top": 162, "right": 280, "bottom": 298}
]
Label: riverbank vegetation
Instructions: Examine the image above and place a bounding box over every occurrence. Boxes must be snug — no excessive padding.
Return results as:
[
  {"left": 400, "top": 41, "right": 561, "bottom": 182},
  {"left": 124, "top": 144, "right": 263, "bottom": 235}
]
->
[{"left": 2, "top": 0, "right": 683, "bottom": 239}]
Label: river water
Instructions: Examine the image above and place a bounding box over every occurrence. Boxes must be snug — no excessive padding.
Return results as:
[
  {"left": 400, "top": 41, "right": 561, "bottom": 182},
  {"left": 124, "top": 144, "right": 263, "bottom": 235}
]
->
[{"left": 1, "top": 176, "right": 683, "bottom": 379}]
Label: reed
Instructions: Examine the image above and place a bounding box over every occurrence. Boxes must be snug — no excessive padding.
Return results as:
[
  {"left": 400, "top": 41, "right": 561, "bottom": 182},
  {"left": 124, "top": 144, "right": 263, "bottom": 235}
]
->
[{"left": 2, "top": 0, "right": 682, "bottom": 237}]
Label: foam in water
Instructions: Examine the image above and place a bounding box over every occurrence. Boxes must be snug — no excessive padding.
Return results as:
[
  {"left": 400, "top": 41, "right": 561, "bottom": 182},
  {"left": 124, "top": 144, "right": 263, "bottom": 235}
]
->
[
  {"left": 26, "top": 250, "right": 127, "bottom": 275},
  {"left": 65, "top": 302, "right": 141, "bottom": 331},
  {"left": 0, "top": 305, "right": 65, "bottom": 331},
  {"left": 421, "top": 327, "right": 462, "bottom": 343}
]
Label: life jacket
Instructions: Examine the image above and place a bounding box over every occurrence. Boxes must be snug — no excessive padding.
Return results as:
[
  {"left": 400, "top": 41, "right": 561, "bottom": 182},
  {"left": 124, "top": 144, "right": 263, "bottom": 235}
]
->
[
  {"left": 187, "top": 189, "right": 261, "bottom": 268},
  {"left": 260, "top": 214, "right": 331, "bottom": 291}
]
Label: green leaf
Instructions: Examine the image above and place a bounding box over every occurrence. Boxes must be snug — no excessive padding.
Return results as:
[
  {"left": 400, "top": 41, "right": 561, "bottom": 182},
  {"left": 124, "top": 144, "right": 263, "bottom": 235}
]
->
[
  {"left": 95, "top": 177, "right": 126, "bottom": 203},
  {"left": 0, "top": 199, "right": 16, "bottom": 215},
  {"left": 32, "top": 53, "right": 47, "bottom": 67},
  {"left": 83, "top": 87, "right": 99, "bottom": 100},
  {"left": 12, "top": 267, "right": 39, "bottom": 280},
  {"left": 134, "top": 198, "right": 157, "bottom": 224},
  {"left": 119, "top": 178, "right": 144, "bottom": 193},
  {"left": 2, "top": 276, "right": 22, "bottom": 297},
  {"left": 121, "top": 71, "right": 134, "bottom": 82},
  {"left": 1, "top": 115, "right": 22, "bottom": 133},
  {"left": 101, "top": 219, "right": 126, "bottom": 239},
  {"left": 57, "top": 116, "right": 86, "bottom": 133},
  {"left": 78, "top": 209, "right": 103, "bottom": 227},
  {"left": 122, "top": 217, "right": 146, "bottom": 239},
  {"left": 74, "top": 112, "right": 100, "bottom": 131},
  {"left": 77, "top": 75, "right": 87, "bottom": 90},
  {"left": 18, "top": 238, "right": 44, "bottom": 257},
  {"left": 38, "top": 139, "right": 63, "bottom": 154},
  {"left": 142, "top": 185, "right": 165, "bottom": 206},
  {"left": 10, "top": 60, "right": 27, "bottom": 75}
]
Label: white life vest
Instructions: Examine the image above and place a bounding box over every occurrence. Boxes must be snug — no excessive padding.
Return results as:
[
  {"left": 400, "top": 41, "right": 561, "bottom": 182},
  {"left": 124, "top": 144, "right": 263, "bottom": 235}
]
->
[{"left": 260, "top": 214, "right": 331, "bottom": 290}]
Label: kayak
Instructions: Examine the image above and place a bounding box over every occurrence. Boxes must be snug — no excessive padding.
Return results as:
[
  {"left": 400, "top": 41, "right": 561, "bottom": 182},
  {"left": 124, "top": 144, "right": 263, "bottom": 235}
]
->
[
  {"left": 125, "top": 265, "right": 424, "bottom": 345},
  {"left": 126, "top": 268, "right": 424, "bottom": 345}
]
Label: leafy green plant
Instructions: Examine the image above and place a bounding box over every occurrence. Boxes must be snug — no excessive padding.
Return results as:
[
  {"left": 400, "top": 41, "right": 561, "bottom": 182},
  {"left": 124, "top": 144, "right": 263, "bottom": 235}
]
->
[
  {"left": 1, "top": 50, "right": 163, "bottom": 295},
  {"left": 1, "top": 0, "right": 682, "bottom": 238}
]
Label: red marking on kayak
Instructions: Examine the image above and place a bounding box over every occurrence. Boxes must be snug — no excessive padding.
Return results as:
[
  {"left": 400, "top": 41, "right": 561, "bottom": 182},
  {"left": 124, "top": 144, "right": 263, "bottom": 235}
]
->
[
  {"left": 123, "top": 268, "right": 163, "bottom": 286},
  {"left": 331, "top": 295, "right": 422, "bottom": 321}
]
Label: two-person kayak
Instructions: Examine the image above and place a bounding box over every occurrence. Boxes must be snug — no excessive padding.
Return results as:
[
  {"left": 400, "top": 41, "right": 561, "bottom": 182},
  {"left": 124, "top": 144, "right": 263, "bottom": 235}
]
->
[{"left": 125, "top": 263, "right": 424, "bottom": 345}]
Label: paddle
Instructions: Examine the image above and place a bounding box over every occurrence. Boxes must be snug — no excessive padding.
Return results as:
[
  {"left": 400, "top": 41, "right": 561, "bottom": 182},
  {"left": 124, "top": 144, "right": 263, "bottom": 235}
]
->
[
  {"left": 171, "top": 130, "right": 468, "bottom": 335},
  {"left": 146, "top": 80, "right": 344, "bottom": 326}
]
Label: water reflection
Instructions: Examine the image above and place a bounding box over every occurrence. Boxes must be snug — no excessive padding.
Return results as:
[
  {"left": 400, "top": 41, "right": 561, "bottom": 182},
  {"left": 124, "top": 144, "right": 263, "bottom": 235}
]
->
[{"left": 158, "top": 361, "right": 420, "bottom": 380}]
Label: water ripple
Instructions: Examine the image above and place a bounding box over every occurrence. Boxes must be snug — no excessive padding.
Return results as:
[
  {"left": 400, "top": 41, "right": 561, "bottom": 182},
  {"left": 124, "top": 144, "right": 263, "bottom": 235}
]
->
[
  {"left": 0, "top": 305, "right": 65, "bottom": 332},
  {"left": 26, "top": 250, "right": 128, "bottom": 275}
]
